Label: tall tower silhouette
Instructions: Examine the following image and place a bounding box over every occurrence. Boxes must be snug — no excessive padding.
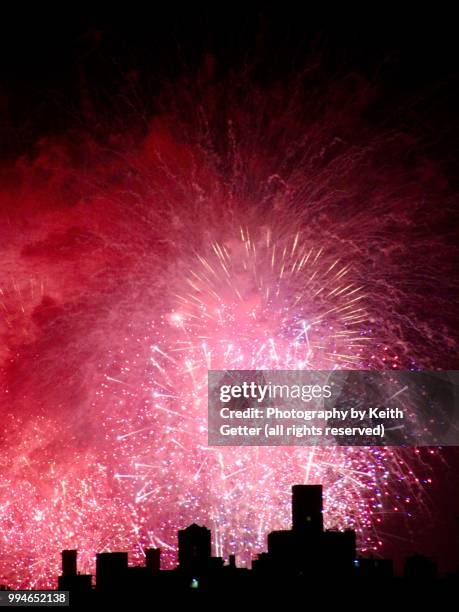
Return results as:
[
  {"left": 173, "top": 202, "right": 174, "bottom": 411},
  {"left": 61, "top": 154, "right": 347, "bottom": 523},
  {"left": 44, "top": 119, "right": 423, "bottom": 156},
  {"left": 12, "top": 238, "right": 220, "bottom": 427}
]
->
[
  {"left": 61, "top": 550, "right": 77, "bottom": 577},
  {"left": 292, "top": 484, "right": 323, "bottom": 533}
]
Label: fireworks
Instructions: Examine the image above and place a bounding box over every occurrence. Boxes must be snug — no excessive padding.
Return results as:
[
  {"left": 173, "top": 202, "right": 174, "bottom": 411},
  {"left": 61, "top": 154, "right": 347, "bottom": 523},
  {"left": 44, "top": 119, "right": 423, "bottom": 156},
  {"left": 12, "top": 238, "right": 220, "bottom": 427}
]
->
[
  {"left": 0, "top": 65, "right": 455, "bottom": 588},
  {"left": 0, "top": 224, "right": 436, "bottom": 588},
  {"left": 174, "top": 229, "right": 369, "bottom": 368},
  {"left": 93, "top": 228, "right": 431, "bottom": 571}
]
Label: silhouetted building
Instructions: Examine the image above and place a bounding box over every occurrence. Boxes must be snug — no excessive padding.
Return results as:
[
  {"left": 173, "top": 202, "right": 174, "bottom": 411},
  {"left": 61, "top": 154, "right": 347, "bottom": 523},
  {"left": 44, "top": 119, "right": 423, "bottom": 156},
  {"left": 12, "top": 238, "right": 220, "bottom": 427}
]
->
[
  {"left": 96, "top": 552, "right": 128, "bottom": 591},
  {"left": 178, "top": 523, "right": 211, "bottom": 572},
  {"left": 258, "top": 485, "right": 356, "bottom": 579},
  {"left": 61, "top": 549, "right": 77, "bottom": 577},
  {"left": 292, "top": 484, "right": 323, "bottom": 534},
  {"left": 355, "top": 556, "right": 394, "bottom": 579},
  {"left": 322, "top": 529, "right": 356, "bottom": 576},
  {"left": 404, "top": 554, "right": 438, "bottom": 580},
  {"left": 15, "top": 482, "right": 454, "bottom": 604},
  {"left": 145, "top": 547, "right": 161, "bottom": 574},
  {"left": 57, "top": 550, "right": 92, "bottom": 593}
]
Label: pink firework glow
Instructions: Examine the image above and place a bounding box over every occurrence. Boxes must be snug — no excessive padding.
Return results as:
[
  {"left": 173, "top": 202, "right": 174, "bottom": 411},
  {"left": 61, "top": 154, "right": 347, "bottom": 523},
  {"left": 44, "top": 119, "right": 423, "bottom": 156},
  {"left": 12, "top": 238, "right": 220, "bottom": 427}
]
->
[{"left": 0, "top": 66, "right": 457, "bottom": 588}]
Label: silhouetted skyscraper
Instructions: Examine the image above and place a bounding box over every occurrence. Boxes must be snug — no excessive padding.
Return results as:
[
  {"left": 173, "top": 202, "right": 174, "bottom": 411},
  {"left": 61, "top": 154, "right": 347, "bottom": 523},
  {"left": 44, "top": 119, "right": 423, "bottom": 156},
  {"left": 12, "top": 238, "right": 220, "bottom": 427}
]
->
[
  {"left": 61, "top": 550, "right": 77, "bottom": 577},
  {"left": 292, "top": 484, "right": 323, "bottom": 533}
]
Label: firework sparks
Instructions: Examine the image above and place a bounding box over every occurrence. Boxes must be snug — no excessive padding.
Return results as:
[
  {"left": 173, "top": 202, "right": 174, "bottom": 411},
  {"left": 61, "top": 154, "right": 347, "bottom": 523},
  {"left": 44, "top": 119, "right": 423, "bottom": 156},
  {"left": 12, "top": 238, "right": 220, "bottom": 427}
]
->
[{"left": 0, "top": 63, "right": 455, "bottom": 588}]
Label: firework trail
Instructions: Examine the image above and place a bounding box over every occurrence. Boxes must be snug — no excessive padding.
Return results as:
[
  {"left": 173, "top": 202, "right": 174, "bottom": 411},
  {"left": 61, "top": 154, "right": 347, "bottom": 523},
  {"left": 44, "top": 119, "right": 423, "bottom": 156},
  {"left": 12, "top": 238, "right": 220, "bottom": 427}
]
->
[{"left": 0, "top": 65, "right": 456, "bottom": 587}]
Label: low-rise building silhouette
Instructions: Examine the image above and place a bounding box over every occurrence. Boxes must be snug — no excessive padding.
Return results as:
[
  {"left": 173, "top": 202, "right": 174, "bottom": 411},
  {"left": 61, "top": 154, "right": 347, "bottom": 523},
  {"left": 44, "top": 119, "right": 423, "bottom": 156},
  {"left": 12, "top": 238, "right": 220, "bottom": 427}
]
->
[
  {"left": 178, "top": 523, "right": 212, "bottom": 571},
  {"left": 355, "top": 556, "right": 394, "bottom": 580},
  {"left": 145, "top": 547, "right": 161, "bottom": 575},
  {"left": 57, "top": 550, "right": 92, "bottom": 593},
  {"left": 96, "top": 552, "right": 128, "bottom": 592},
  {"left": 404, "top": 553, "right": 438, "bottom": 580}
]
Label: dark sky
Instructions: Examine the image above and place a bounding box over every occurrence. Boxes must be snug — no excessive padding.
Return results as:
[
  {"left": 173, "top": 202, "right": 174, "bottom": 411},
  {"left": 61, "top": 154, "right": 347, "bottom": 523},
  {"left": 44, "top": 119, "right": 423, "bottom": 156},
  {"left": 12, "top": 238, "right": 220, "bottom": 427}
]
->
[{"left": 1, "top": 4, "right": 459, "bottom": 153}]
